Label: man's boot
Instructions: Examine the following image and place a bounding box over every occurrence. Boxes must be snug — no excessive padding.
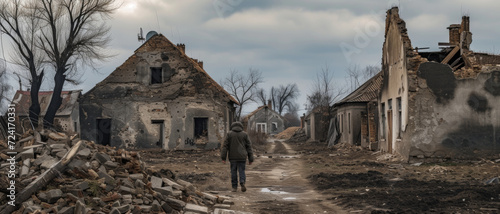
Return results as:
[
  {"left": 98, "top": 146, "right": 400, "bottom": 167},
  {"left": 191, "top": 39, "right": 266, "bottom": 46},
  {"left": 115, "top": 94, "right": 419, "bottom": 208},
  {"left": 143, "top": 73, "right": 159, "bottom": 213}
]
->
[{"left": 240, "top": 183, "right": 246, "bottom": 192}]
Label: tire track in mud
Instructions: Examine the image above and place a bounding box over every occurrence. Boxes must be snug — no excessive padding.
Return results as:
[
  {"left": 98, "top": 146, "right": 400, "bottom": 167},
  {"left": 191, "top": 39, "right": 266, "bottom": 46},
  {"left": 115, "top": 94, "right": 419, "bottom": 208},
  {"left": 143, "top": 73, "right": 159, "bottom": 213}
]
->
[{"left": 226, "top": 139, "right": 345, "bottom": 214}]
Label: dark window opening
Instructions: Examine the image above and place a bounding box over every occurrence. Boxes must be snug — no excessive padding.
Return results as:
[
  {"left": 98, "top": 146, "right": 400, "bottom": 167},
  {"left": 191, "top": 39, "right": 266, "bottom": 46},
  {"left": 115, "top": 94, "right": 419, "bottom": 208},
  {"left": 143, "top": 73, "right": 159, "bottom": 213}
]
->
[
  {"left": 381, "top": 103, "right": 386, "bottom": 139},
  {"left": 151, "top": 67, "right": 162, "bottom": 84},
  {"left": 152, "top": 120, "right": 164, "bottom": 148},
  {"left": 272, "top": 122, "right": 278, "bottom": 132},
  {"left": 97, "top": 119, "right": 111, "bottom": 146},
  {"left": 397, "top": 97, "right": 402, "bottom": 138},
  {"left": 194, "top": 118, "right": 208, "bottom": 139}
]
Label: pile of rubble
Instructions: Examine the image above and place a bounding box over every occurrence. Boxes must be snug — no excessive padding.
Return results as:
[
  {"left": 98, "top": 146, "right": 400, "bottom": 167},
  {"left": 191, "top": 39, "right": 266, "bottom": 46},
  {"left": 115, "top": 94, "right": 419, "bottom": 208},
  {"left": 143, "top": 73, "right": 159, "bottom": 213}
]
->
[
  {"left": 285, "top": 128, "right": 307, "bottom": 143},
  {"left": 0, "top": 130, "right": 240, "bottom": 214},
  {"left": 274, "top": 127, "right": 301, "bottom": 140}
]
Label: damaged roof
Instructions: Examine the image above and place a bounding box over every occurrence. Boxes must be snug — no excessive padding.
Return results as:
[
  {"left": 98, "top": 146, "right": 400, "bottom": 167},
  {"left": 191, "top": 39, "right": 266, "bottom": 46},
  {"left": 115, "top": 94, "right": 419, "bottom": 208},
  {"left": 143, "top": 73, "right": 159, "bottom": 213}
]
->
[
  {"left": 11, "top": 90, "right": 81, "bottom": 116},
  {"left": 86, "top": 34, "right": 238, "bottom": 105},
  {"left": 242, "top": 105, "right": 282, "bottom": 122},
  {"left": 335, "top": 71, "right": 383, "bottom": 106}
]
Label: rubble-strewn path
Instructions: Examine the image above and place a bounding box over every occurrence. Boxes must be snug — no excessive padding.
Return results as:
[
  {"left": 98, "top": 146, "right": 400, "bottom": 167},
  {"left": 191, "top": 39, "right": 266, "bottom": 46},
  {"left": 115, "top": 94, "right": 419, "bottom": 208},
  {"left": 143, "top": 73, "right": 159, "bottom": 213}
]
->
[{"left": 226, "top": 139, "right": 345, "bottom": 214}]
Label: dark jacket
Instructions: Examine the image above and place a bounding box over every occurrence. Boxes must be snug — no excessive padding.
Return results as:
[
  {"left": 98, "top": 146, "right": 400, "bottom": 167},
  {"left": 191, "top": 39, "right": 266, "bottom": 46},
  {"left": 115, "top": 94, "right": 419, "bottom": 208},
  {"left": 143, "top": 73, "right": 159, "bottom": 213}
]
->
[{"left": 221, "top": 122, "right": 254, "bottom": 162}]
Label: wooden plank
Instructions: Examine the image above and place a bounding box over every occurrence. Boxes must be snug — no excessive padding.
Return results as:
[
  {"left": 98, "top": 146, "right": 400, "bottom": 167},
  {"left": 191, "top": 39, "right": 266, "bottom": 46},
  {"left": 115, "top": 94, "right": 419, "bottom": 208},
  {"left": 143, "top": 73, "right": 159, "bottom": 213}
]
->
[{"left": 441, "top": 46, "right": 460, "bottom": 64}]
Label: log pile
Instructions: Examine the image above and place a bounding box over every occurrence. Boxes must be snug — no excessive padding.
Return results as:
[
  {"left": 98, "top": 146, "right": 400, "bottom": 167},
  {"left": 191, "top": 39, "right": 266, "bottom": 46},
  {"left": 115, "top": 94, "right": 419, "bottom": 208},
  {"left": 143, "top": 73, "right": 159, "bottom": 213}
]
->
[{"left": 0, "top": 130, "right": 241, "bottom": 214}]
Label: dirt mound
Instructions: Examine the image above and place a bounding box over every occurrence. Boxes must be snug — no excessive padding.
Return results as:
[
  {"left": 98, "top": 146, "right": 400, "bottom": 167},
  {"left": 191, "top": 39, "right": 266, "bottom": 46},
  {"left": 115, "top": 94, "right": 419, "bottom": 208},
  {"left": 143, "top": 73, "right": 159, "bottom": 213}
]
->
[{"left": 275, "top": 127, "right": 301, "bottom": 139}]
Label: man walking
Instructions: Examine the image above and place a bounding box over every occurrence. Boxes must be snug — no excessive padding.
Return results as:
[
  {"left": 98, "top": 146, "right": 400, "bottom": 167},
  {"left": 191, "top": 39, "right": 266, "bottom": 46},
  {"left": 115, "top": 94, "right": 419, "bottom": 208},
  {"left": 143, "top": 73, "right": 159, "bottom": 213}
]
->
[{"left": 221, "top": 121, "right": 254, "bottom": 192}]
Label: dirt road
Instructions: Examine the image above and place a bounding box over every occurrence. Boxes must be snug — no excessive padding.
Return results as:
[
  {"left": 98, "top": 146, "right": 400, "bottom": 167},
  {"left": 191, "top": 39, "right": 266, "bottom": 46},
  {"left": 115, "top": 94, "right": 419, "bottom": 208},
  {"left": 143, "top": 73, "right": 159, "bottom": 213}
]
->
[
  {"left": 142, "top": 137, "right": 500, "bottom": 213},
  {"left": 227, "top": 139, "right": 345, "bottom": 213}
]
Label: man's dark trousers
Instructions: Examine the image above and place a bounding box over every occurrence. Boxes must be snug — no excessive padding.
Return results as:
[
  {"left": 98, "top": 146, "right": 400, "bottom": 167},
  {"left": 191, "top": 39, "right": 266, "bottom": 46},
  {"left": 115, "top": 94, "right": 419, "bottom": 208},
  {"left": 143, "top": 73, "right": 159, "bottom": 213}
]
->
[{"left": 230, "top": 161, "right": 246, "bottom": 188}]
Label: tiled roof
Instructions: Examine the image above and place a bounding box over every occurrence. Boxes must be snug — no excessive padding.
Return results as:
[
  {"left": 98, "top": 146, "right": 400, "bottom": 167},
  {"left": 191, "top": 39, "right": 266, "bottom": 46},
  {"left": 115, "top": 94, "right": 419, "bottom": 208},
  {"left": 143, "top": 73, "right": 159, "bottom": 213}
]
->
[
  {"left": 11, "top": 90, "right": 81, "bottom": 116},
  {"left": 335, "top": 71, "right": 383, "bottom": 105}
]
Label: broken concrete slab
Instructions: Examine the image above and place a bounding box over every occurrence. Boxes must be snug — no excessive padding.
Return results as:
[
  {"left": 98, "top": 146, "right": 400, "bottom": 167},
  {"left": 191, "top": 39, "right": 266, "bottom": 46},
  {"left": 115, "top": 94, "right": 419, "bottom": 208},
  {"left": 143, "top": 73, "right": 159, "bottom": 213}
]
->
[
  {"left": 20, "top": 148, "right": 34, "bottom": 160},
  {"left": 58, "top": 206, "right": 75, "bottom": 214},
  {"left": 49, "top": 143, "right": 67, "bottom": 150},
  {"left": 213, "top": 209, "right": 253, "bottom": 214},
  {"left": 202, "top": 192, "right": 217, "bottom": 202},
  {"left": 38, "top": 189, "right": 63, "bottom": 203},
  {"left": 150, "top": 176, "right": 163, "bottom": 189},
  {"left": 166, "top": 197, "right": 186, "bottom": 210},
  {"left": 161, "top": 201, "right": 173, "bottom": 213},
  {"left": 77, "top": 147, "right": 91, "bottom": 158},
  {"left": 75, "top": 200, "right": 87, "bottom": 214},
  {"left": 214, "top": 204, "right": 231, "bottom": 209},
  {"left": 104, "top": 160, "right": 119, "bottom": 169},
  {"left": 163, "top": 177, "right": 184, "bottom": 190},
  {"left": 40, "top": 156, "right": 59, "bottom": 169},
  {"left": 94, "top": 153, "right": 111, "bottom": 164},
  {"left": 184, "top": 203, "right": 208, "bottom": 214},
  {"left": 119, "top": 186, "right": 136, "bottom": 195},
  {"left": 154, "top": 186, "right": 173, "bottom": 196},
  {"left": 129, "top": 173, "right": 144, "bottom": 180}
]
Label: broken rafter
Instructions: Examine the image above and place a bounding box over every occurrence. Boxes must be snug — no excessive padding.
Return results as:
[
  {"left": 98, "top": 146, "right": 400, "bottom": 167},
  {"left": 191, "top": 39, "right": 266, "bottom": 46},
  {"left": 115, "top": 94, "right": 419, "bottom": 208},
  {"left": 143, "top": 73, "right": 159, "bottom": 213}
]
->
[{"left": 442, "top": 46, "right": 460, "bottom": 64}]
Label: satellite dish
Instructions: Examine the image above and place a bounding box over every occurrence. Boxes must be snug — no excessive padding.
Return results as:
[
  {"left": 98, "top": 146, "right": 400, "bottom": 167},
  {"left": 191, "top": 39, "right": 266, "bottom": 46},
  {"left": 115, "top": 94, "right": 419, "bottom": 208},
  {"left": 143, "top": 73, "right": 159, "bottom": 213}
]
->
[{"left": 146, "top": 31, "right": 158, "bottom": 41}]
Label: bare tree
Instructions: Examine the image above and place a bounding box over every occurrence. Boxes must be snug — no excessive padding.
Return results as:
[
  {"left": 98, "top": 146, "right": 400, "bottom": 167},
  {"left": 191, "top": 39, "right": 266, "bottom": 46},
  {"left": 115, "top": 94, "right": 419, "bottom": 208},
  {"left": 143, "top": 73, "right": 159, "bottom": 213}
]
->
[
  {"left": 346, "top": 64, "right": 380, "bottom": 93},
  {"left": 37, "top": 0, "right": 117, "bottom": 128},
  {"left": 222, "top": 68, "right": 263, "bottom": 120},
  {"left": 0, "top": 0, "right": 45, "bottom": 128},
  {"left": 256, "top": 88, "right": 268, "bottom": 106},
  {"left": 0, "top": 59, "right": 11, "bottom": 113},
  {"left": 270, "top": 83, "right": 299, "bottom": 115},
  {"left": 306, "top": 66, "right": 345, "bottom": 111},
  {"left": 346, "top": 64, "right": 361, "bottom": 92},
  {"left": 283, "top": 101, "right": 300, "bottom": 128}
]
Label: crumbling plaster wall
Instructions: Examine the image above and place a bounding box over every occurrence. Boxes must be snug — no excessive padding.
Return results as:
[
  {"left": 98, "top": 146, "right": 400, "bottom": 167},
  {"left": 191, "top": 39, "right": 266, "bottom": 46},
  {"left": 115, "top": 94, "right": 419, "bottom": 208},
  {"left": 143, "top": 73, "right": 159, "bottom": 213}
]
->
[
  {"left": 408, "top": 62, "right": 500, "bottom": 159},
  {"left": 379, "top": 7, "right": 412, "bottom": 158},
  {"left": 336, "top": 104, "right": 365, "bottom": 145}
]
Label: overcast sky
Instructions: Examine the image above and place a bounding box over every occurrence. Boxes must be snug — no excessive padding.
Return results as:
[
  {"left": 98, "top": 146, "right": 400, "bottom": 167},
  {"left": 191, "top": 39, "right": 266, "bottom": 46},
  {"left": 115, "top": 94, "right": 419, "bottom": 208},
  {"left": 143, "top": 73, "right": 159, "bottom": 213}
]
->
[{"left": 2, "top": 0, "right": 500, "bottom": 116}]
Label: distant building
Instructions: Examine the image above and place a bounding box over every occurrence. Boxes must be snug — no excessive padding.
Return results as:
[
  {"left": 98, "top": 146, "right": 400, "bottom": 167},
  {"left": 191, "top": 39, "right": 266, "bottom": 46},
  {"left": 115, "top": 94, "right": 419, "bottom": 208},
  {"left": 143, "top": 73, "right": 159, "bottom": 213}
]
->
[
  {"left": 10, "top": 90, "right": 81, "bottom": 133},
  {"left": 303, "top": 106, "right": 330, "bottom": 142},
  {"left": 330, "top": 72, "right": 382, "bottom": 149},
  {"left": 79, "top": 34, "right": 238, "bottom": 149},
  {"left": 242, "top": 101, "right": 285, "bottom": 135}
]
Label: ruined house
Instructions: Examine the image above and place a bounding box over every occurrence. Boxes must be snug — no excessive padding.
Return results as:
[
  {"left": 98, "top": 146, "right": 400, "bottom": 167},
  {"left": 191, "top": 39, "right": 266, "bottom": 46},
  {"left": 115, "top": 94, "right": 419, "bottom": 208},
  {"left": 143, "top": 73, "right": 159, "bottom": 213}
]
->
[
  {"left": 79, "top": 34, "right": 238, "bottom": 149},
  {"left": 303, "top": 106, "right": 330, "bottom": 142},
  {"left": 379, "top": 7, "right": 500, "bottom": 161},
  {"left": 10, "top": 90, "right": 81, "bottom": 133},
  {"left": 242, "top": 101, "right": 285, "bottom": 135},
  {"left": 330, "top": 72, "right": 382, "bottom": 149}
]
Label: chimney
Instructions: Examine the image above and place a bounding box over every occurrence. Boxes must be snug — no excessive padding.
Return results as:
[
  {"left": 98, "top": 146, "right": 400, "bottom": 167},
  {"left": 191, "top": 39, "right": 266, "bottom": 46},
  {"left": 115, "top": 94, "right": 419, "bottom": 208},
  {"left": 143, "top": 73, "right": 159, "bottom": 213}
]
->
[
  {"left": 267, "top": 100, "right": 272, "bottom": 109},
  {"left": 198, "top": 61, "right": 203, "bottom": 69},
  {"left": 447, "top": 24, "right": 461, "bottom": 45},
  {"left": 176, "top": 43, "right": 185, "bottom": 54},
  {"left": 461, "top": 16, "right": 470, "bottom": 32}
]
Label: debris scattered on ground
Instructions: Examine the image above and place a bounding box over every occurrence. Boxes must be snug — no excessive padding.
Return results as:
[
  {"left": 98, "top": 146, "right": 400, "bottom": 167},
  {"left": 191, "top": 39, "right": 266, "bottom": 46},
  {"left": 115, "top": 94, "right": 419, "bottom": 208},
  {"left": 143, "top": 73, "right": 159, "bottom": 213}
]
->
[{"left": 0, "top": 130, "right": 246, "bottom": 214}]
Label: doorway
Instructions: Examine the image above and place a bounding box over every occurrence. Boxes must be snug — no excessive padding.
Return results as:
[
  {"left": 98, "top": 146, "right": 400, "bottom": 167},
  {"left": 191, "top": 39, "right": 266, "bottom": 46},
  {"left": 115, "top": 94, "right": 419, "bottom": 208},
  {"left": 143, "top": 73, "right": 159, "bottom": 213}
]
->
[
  {"left": 152, "top": 120, "right": 164, "bottom": 148},
  {"left": 387, "top": 110, "right": 393, "bottom": 153},
  {"left": 96, "top": 119, "right": 111, "bottom": 146}
]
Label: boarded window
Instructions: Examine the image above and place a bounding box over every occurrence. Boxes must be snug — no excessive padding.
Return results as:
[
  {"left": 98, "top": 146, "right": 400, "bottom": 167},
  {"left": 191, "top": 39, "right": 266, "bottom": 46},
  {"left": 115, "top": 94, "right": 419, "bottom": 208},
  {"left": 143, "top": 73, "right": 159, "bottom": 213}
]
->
[{"left": 151, "top": 67, "right": 162, "bottom": 84}]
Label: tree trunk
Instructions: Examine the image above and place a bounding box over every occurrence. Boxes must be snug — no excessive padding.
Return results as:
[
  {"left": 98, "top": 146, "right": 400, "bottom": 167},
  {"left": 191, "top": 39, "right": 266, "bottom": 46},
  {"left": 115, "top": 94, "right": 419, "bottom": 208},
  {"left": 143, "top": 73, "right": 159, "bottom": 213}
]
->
[
  {"left": 43, "top": 71, "right": 65, "bottom": 129},
  {"left": 28, "top": 72, "right": 43, "bottom": 129}
]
